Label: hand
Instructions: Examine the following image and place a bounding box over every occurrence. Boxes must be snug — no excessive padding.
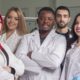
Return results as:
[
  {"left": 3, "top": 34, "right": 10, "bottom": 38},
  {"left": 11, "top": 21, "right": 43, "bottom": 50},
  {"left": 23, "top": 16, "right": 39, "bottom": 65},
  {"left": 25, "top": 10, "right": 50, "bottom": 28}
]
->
[
  {"left": 27, "top": 51, "right": 32, "bottom": 59},
  {"left": 3, "top": 66, "right": 11, "bottom": 73}
]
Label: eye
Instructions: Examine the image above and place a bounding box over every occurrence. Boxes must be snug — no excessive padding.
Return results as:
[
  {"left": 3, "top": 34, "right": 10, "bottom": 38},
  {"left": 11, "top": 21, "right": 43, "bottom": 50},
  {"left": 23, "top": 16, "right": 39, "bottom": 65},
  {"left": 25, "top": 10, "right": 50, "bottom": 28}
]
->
[
  {"left": 7, "top": 16, "right": 19, "bottom": 21},
  {"left": 7, "top": 16, "right": 11, "bottom": 19},
  {"left": 56, "top": 14, "right": 61, "bottom": 17},
  {"left": 75, "top": 21, "right": 79, "bottom": 25},
  {"left": 15, "top": 17, "right": 19, "bottom": 21},
  {"left": 48, "top": 18, "right": 54, "bottom": 21},
  {"left": 64, "top": 15, "right": 68, "bottom": 18}
]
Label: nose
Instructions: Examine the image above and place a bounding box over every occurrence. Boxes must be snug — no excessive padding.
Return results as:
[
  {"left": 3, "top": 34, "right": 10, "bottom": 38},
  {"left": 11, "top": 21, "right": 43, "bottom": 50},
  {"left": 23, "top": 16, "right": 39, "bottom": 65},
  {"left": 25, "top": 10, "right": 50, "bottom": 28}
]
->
[
  {"left": 78, "top": 23, "right": 80, "bottom": 27},
  {"left": 61, "top": 17, "right": 63, "bottom": 21},
  {"left": 44, "top": 18, "right": 49, "bottom": 23},
  {"left": 60, "top": 16, "right": 64, "bottom": 22},
  {"left": 76, "top": 23, "right": 80, "bottom": 27},
  {"left": 8, "top": 17, "right": 15, "bottom": 23},
  {"left": 10, "top": 18, "right": 14, "bottom": 22}
]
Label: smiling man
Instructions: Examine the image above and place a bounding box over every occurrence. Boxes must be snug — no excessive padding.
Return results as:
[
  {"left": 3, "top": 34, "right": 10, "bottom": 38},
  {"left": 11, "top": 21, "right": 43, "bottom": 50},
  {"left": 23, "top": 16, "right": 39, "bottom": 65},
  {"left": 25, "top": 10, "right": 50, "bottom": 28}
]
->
[{"left": 16, "top": 7, "right": 66, "bottom": 80}]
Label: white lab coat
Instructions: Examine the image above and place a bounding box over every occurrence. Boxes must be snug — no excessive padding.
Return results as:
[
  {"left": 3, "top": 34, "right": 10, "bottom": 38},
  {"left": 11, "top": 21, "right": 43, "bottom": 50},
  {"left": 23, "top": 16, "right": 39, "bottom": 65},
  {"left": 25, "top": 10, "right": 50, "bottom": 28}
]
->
[
  {"left": 60, "top": 42, "right": 80, "bottom": 80},
  {"left": 0, "top": 42, "right": 25, "bottom": 80},
  {"left": 16, "top": 29, "right": 66, "bottom": 80},
  {"left": 0, "top": 66, "right": 14, "bottom": 80},
  {"left": 0, "top": 30, "right": 22, "bottom": 53}
]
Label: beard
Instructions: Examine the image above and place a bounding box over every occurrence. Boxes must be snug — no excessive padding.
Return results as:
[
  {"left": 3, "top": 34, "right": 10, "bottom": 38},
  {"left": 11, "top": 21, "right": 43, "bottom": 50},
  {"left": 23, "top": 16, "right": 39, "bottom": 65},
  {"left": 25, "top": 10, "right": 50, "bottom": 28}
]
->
[{"left": 57, "top": 22, "right": 68, "bottom": 29}]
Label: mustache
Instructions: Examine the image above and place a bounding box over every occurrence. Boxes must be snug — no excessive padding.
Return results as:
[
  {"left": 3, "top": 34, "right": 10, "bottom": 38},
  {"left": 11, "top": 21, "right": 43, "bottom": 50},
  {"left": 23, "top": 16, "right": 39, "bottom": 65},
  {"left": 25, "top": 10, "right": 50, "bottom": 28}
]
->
[{"left": 60, "top": 21, "right": 65, "bottom": 23}]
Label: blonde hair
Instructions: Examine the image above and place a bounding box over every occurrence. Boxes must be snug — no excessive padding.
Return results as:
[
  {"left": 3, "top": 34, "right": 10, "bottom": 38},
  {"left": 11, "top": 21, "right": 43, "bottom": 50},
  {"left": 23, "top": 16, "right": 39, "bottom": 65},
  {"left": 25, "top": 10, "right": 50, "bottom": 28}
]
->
[{"left": 3, "top": 7, "right": 29, "bottom": 35}]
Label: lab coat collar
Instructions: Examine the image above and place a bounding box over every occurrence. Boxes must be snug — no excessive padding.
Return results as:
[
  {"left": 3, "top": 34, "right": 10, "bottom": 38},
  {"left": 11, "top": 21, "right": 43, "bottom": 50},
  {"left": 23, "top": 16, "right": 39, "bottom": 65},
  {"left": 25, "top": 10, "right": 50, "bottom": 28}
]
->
[
  {"left": 31, "top": 30, "right": 41, "bottom": 48},
  {"left": 31, "top": 29, "right": 56, "bottom": 49}
]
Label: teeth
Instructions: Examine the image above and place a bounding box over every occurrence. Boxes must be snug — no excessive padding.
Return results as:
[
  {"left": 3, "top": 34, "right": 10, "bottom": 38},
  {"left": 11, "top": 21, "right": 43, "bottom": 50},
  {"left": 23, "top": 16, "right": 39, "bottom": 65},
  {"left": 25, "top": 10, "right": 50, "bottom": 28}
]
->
[
  {"left": 76, "top": 29, "right": 80, "bottom": 32},
  {"left": 43, "top": 26, "right": 48, "bottom": 27},
  {"left": 9, "top": 24, "right": 14, "bottom": 26},
  {"left": 77, "top": 30, "right": 80, "bottom": 31}
]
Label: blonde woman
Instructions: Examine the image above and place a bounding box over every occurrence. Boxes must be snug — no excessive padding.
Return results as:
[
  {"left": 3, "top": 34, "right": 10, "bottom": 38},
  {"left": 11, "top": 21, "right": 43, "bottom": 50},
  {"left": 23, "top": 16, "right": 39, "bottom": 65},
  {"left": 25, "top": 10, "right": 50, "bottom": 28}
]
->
[
  {"left": 0, "top": 13, "right": 25, "bottom": 80},
  {"left": 1, "top": 7, "right": 28, "bottom": 53}
]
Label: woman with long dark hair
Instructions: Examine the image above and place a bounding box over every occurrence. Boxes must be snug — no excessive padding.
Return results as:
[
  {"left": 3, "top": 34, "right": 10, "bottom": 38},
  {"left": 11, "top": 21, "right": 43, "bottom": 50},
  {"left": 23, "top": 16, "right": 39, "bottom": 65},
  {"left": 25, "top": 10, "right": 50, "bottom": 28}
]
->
[{"left": 60, "top": 13, "right": 80, "bottom": 80}]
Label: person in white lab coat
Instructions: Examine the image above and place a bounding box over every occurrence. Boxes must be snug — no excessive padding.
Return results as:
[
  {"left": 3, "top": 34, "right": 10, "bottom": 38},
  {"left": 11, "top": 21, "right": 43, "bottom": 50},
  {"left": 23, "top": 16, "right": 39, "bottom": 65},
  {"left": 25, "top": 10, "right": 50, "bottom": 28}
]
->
[
  {"left": 1, "top": 7, "right": 28, "bottom": 53},
  {"left": 0, "top": 41, "right": 25, "bottom": 80},
  {"left": 60, "top": 13, "right": 80, "bottom": 80},
  {"left": 0, "top": 13, "right": 25, "bottom": 80},
  {"left": 16, "top": 7, "right": 66, "bottom": 80}
]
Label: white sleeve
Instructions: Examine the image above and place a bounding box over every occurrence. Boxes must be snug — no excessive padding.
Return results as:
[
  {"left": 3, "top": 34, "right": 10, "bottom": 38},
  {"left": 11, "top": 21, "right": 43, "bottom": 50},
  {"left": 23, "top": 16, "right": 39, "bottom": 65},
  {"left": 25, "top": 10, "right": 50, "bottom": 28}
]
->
[
  {"left": 60, "top": 49, "right": 72, "bottom": 80},
  {"left": 32, "top": 36, "right": 66, "bottom": 69},
  {"left": 10, "top": 56, "right": 25, "bottom": 76},
  {"left": 0, "top": 66, "right": 14, "bottom": 80},
  {"left": 15, "top": 35, "right": 41, "bottom": 74},
  {"left": 0, "top": 42, "right": 25, "bottom": 76}
]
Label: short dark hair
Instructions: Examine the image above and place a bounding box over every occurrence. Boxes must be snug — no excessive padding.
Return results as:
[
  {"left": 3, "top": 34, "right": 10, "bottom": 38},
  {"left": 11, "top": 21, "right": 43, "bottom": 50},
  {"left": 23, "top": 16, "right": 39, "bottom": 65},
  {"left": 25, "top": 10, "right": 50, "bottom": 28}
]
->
[
  {"left": 38, "top": 7, "right": 55, "bottom": 17},
  {"left": 55, "top": 6, "right": 70, "bottom": 16}
]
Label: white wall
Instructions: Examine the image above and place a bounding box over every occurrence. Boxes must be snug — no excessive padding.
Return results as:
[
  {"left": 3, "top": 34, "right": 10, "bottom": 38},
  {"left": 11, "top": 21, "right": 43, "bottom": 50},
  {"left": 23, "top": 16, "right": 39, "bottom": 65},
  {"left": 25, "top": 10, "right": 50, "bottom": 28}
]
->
[
  {"left": 1, "top": 0, "right": 55, "bottom": 16},
  {"left": 1, "top": 0, "right": 80, "bottom": 30},
  {"left": 56, "top": 0, "right": 80, "bottom": 7},
  {"left": 0, "top": 0, "right": 56, "bottom": 31}
]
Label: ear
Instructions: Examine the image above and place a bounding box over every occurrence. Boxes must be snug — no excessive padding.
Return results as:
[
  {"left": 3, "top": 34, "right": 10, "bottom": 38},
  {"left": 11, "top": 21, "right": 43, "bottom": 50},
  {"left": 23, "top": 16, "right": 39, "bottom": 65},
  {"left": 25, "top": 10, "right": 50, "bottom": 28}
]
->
[{"left": 69, "top": 17, "right": 71, "bottom": 22}]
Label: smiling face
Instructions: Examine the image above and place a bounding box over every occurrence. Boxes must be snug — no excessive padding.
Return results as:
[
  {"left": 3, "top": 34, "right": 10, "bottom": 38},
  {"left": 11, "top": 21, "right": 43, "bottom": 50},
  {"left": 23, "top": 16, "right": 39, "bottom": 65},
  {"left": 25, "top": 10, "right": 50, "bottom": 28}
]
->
[
  {"left": 37, "top": 11, "right": 55, "bottom": 31},
  {"left": 56, "top": 9, "right": 70, "bottom": 28},
  {"left": 6, "top": 10, "right": 19, "bottom": 31},
  {"left": 74, "top": 16, "right": 80, "bottom": 37}
]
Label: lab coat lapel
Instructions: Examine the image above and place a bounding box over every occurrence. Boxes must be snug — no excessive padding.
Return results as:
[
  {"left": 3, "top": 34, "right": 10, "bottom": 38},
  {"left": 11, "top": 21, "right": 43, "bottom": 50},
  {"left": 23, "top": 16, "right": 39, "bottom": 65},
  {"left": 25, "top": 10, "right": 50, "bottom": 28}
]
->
[
  {"left": 40, "top": 29, "right": 55, "bottom": 48},
  {"left": 31, "top": 29, "right": 56, "bottom": 51},
  {"left": 31, "top": 30, "right": 41, "bottom": 49}
]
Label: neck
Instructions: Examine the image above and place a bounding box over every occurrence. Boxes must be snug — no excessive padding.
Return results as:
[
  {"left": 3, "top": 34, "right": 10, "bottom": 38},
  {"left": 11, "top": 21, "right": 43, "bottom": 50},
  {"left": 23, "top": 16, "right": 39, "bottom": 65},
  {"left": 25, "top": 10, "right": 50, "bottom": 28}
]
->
[
  {"left": 6, "top": 30, "right": 15, "bottom": 39},
  {"left": 57, "top": 27, "right": 68, "bottom": 34},
  {"left": 39, "top": 30, "right": 51, "bottom": 38},
  {"left": 77, "top": 37, "right": 80, "bottom": 43},
  {"left": 75, "top": 37, "right": 80, "bottom": 47}
]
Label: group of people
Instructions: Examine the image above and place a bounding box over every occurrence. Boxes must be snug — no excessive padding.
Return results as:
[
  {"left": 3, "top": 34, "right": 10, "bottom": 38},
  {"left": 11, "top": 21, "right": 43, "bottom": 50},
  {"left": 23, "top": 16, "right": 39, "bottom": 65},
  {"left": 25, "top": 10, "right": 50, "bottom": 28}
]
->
[{"left": 0, "top": 5, "right": 80, "bottom": 80}]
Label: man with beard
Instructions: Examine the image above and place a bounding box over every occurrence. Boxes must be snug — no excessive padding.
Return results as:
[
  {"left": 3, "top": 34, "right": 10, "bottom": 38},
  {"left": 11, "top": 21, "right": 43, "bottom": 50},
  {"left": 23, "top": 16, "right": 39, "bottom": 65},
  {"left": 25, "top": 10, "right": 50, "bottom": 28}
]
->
[
  {"left": 55, "top": 6, "right": 75, "bottom": 71},
  {"left": 16, "top": 7, "right": 66, "bottom": 80},
  {"left": 55, "top": 6, "right": 74, "bottom": 51}
]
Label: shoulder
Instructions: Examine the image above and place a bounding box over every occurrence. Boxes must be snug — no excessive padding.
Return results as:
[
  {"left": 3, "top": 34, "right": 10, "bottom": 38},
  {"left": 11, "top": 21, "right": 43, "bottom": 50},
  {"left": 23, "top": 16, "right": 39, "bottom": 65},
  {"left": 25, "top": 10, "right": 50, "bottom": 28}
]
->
[
  {"left": 1, "top": 33, "right": 6, "bottom": 37},
  {"left": 0, "top": 33, "right": 6, "bottom": 41},
  {"left": 54, "top": 31, "right": 66, "bottom": 41},
  {"left": 66, "top": 42, "right": 77, "bottom": 56},
  {"left": 23, "top": 30, "right": 38, "bottom": 38},
  {"left": 15, "top": 31, "right": 23, "bottom": 40}
]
